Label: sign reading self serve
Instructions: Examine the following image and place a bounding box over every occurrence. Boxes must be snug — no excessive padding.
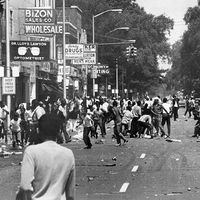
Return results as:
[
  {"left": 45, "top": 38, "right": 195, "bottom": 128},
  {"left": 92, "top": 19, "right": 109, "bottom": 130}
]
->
[{"left": 10, "top": 41, "right": 50, "bottom": 62}]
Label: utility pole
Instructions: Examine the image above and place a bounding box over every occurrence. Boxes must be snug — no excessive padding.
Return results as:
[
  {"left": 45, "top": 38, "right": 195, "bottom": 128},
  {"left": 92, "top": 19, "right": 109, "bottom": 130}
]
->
[{"left": 116, "top": 58, "right": 118, "bottom": 99}]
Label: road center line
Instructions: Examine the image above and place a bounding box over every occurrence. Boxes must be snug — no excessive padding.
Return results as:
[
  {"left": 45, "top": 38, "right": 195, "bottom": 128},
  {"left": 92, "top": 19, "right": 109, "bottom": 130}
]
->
[
  {"left": 119, "top": 182, "right": 129, "bottom": 193},
  {"left": 140, "top": 153, "right": 146, "bottom": 159},
  {"left": 131, "top": 165, "right": 139, "bottom": 172}
]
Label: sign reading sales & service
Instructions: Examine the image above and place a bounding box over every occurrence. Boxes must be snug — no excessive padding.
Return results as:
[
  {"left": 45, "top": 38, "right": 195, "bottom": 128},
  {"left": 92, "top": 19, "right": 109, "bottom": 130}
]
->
[{"left": 10, "top": 41, "right": 50, "bottom": 62}]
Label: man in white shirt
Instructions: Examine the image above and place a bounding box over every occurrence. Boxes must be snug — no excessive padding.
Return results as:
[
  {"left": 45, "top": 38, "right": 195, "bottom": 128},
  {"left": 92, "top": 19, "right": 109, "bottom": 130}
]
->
[
  {"left": 0, "top": 101, "right": 9, "bottom": 143},
  {"left": 161, "top": 97, "right": 172, "bottom": 138},
  {"left": 16, "top": 113, "right": 75, "bottom": 200}
]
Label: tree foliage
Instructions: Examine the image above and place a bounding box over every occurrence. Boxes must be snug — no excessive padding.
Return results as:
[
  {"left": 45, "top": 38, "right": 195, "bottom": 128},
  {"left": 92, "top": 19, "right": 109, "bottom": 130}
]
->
[
  {"left": 166, "top": 6, "right": 200, "bottom": 96},
  {"left": 58, "top": 0, "right": 174, "bottom": 96}
]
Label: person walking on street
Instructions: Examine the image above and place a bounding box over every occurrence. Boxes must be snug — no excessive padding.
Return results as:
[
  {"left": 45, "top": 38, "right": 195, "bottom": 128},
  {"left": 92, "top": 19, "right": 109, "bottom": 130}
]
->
[
  {"left": 58, "top": 98, "right": 71, "bottom": 143},
  {"left": 161, "top": 97, "right": 172, "bottom": 138},
  {"left": 172, "top": 95, "right": 179, "bottom": 121},
  {"left": 16, "top": 113, "right": 76, "bottom": 200},
  {"left": 83, "top": 110, "right": 94, "bottom": 149},
  {"left": 112, "top": 100, "right": 128, "bottom": 146},
  {"left": 130, "top": 101, "right": 142, "bottom": 138},
  {"left": 0, "top": 101, "right": 9, "bottom": 143},
  {"left": 151, "top": 98, "right": 165, "bottom": 137}
]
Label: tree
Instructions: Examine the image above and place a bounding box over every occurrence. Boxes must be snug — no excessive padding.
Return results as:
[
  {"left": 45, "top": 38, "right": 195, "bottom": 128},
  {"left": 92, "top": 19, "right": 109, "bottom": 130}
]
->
[
  {"left": 57, "top": 0, "right": 174, "bottom": 96},
  {"left": 166, "top": 6, "right": 200, "bottom": 96}
]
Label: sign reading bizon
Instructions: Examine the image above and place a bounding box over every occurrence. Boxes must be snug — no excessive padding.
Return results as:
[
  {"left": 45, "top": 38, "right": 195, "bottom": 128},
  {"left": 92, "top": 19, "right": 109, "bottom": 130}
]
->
[{"left": 25, "top": 8, "right": 56, "bottom": 23}]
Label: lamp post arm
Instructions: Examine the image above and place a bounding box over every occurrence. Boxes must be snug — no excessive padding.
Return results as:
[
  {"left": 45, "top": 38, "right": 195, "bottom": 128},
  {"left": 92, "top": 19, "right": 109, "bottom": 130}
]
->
[{"left": 93, "top": 9, "right": 121, "bottom": 18}]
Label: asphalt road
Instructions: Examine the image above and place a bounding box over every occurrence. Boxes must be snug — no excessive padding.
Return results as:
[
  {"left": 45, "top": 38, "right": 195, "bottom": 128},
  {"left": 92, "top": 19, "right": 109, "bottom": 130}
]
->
[{"left": 1, "top": 108, "right": 200, "bottom": 200}]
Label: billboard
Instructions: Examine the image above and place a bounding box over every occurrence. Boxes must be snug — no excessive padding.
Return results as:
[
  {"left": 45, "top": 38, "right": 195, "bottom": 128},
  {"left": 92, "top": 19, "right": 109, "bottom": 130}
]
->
[{"left": 10, "top": 41, "right": 50, "bottom": 62}]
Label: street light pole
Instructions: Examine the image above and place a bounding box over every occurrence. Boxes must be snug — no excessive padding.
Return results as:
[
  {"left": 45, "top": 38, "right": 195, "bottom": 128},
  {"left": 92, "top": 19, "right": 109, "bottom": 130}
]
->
[
  {"left": 6, "top": 0, "right": 11, "bottom": 123},
  {"left": 63, "top": 0, "right": 66, "bottom": 99},
  {"left": 116, "top": 58, "right": 118, "bottom": 99},
  {"left": 92, "top": 8, "right": 122, "bottom": 98},
  {"left": 92, "top": 15, "right": 95, "bottom": 97}
]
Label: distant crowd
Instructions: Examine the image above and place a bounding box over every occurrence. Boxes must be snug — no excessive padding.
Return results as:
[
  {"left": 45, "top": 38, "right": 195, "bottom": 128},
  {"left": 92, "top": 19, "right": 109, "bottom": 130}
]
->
[{"left": 0, "top": 93, "right": 198, "bottom": 149}]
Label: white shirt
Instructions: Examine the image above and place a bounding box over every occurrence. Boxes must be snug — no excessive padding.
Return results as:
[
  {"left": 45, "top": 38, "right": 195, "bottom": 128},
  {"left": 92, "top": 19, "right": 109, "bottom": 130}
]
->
[
  {"left": 0, "top": 105, "right": 9, "bottom": 119},
  {"left": 162, "top": 102, "right": 171, "bottom": 114},
  {"left": 20, "top": 141, "right": 75, "bottom": 200},
  {"left": 10, "top": 118, "right": 21, "bottom": 132}
]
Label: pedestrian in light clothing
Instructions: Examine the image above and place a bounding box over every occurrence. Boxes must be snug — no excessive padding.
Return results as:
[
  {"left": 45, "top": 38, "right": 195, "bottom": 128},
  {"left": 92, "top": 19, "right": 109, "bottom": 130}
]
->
[
  {"left": 10, "top": 112, "right": 21, "bottom": 148},
  {"left": 83, "top": 110, "right": 94, "bottom": 149},
  {"left": 112, "top": 100, "right": 128, "bottom": 146},
  {"left": 121, "top": 106, "right": 133, "bottom": 136},
  {"left": 172, "top": 95, "right": 179, "bottom": 121},
  {"left": 161, "top": 97, "right": 172, "bottom": 138},
  {"left": 16, "top": 113, "right": 75, "bottom": 200},
  {"left": 0, "top": 101, "right": 9, "bottom": 143}
]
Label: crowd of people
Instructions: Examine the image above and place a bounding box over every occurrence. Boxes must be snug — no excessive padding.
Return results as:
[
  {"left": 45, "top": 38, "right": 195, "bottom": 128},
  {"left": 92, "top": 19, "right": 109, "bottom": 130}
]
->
[
  {"left": 0, "top": 93, "right": 198, "bottom": 150},
  {"left": 0, "top": 94, "right": 194, "bottom": 149}
]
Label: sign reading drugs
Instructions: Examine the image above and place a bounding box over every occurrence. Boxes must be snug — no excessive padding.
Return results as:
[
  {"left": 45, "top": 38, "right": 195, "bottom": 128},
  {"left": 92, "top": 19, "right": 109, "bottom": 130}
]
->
[
  {"left": 65, "top": 44, "right": 84, "bottom": 59},
  {"left": 72, "top": 44, "right": 96, "bottom": 64},
  {"left": 10, "top": 41, "right": 50, "bottom": 62},
  {"left": 2, "top": 77, "right": 16, "bottom": 94},
  {"left": 25, "top": 8, "right": 56, "bottom": 23}
]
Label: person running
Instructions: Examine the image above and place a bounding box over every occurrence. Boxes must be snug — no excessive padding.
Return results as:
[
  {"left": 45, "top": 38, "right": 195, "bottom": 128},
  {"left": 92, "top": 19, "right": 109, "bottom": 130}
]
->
[{"left": 16, "top": 113, "right": 75, "bottom": 200}]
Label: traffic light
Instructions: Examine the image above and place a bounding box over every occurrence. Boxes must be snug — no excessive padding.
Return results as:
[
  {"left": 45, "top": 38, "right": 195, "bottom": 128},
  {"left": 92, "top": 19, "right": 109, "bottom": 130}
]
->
[
  {"left": 130, "top": 46, "right": 137, "bottom": 57},
  {"left": 125, "top": 46, "right": 131, "bottom": 57}
]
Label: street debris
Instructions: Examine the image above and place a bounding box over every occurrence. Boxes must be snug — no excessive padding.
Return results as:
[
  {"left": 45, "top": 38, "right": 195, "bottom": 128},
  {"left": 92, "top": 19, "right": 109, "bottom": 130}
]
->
[
  {"left": 165, "top": 138, "right": 182, "bottom": 143},
  {"left": 95, "top": 139, "right": 104, "bottom": 144},
  {"left": 112, "top": 156, "right": 117, "bottom": 161},
  {"left": 87, "top": 176, "right": 96, "bottom": 182},
  {"left": 102, "top": 163, "right": 116, "bottom": 167}
]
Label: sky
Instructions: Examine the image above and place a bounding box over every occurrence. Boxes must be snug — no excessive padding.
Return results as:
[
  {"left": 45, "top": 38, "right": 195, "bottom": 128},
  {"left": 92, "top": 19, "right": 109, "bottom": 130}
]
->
[
  {"left": 137, "top": 0, "right": 197, "bottom": 44},
  {"left": 137, "top": 0, "right": 198, "bottom": 69}
]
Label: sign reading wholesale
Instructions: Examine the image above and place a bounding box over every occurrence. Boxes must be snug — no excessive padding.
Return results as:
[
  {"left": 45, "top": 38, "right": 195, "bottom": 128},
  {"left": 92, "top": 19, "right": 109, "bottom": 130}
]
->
[
  {"left": 10, "top": 41, "right": 50, "bottom": 61},
  {"left": 72, "top": 44, "right": 96, "bottom": 65},
  {"left": 65, "top": 44, "right": 84, "bottom": 59},
  {"left": 2, "top": 77, "right": 16, "bottom": 94}
]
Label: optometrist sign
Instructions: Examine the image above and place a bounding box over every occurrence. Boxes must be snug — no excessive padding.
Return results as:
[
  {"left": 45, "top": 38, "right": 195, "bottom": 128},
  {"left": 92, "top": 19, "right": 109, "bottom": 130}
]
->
[
  {"left": 10, "top": 40, "right": 50, "bottom": 61},
  {"left": 25, "top": 8, "right": 56, "bottom": 23}
]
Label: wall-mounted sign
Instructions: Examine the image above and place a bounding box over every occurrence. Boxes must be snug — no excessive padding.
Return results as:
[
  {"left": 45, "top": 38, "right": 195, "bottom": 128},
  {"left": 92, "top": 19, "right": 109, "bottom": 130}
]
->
[
  {"left": 72, "top": 52, "right": 96, "bottom": 65},
  {"left": 2, "top": 77, "right": 16, "bottom": 94},
  {"left": 10, "top": 41, "right": 50, "bottom": 62},
  {"left": 88, "top": 64, "right": 110, "bottom": 75},
  {"left": 96, "top": 65, "right": 110, "bottom": 75},
  {"left": 65, "top": 44, "right": 84, "bottom": 59},
  {"left": 25, "top": 8, "right": 56, "bottom": 23},
  {"left": 25, "top": 25, "right": 63, "bottom": 35},
  {"left": 72, "top": 44, "right": 96, "bottom": 65}
]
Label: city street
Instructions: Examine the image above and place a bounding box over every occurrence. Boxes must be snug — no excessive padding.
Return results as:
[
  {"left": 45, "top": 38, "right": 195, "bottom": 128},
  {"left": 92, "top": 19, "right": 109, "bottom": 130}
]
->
[{"left": 1, "top": 108, "right": 200, "bottom": 200}]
